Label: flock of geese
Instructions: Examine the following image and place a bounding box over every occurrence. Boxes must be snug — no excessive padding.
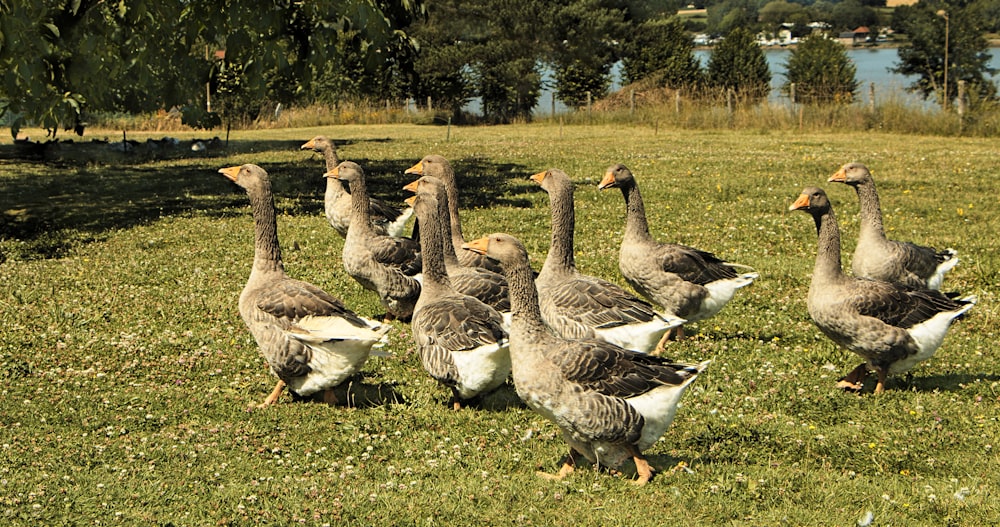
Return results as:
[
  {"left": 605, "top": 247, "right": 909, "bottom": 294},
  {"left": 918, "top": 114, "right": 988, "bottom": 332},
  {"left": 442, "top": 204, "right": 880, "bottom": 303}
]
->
[{"left": 217, "top": 138, "right": 975, "bottom": 485}]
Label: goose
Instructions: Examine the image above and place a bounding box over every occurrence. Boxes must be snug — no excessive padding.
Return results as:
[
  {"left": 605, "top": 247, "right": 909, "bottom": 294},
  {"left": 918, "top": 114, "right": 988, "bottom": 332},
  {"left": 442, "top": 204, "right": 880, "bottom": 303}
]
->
[
  {"left": 790, "top": 187, "right": 976, "bottom": 393},
  {"left": 327, "top": 161, "right": 422, "bottom": 321},
  {"left": 219, "top": 164, "right": 389, "bottom": 408},
  {"left": 598, "top": 164, "right": 758, "bottom": 345},
  {"left": 532, "top": 168, "right": 684, "bottom": 354},
  {"left": 300, "top": 136, "right": 413, "bottom": 237},
  {"left": 408, "top": 193, "right": 511, "bottom": 409},
  {"left": 828, "top": 162, "right": 958, "bottom": 290},
  {"left": 463, "top": 233, "right": 708, "bottom": 485},
  {"left": 404, "top": 155, "right": 503, "bottom": 274},
  {"left": 403, "top": 175, "right": 510, "bottom": 314}
]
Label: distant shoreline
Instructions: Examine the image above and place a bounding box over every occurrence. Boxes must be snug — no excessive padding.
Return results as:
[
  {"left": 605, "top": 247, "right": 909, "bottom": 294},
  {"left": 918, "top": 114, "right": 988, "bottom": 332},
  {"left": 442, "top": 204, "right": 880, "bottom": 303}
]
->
[{"left": 697, "top": 39, "right": 1000, "bottom": 51}]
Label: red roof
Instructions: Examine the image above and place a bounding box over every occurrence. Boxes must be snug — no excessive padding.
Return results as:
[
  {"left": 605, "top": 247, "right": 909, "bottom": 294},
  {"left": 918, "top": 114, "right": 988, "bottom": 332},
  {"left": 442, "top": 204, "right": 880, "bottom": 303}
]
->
[{"left": 853, "top": 26, "right": 871, "bottom": 34}]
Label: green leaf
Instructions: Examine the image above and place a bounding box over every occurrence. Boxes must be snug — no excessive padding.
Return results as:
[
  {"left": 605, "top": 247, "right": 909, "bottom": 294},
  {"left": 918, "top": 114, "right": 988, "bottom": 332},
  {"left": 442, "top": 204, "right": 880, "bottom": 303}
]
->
[{"left": 43, "top": 23, "right": 59, "bottom": 38}]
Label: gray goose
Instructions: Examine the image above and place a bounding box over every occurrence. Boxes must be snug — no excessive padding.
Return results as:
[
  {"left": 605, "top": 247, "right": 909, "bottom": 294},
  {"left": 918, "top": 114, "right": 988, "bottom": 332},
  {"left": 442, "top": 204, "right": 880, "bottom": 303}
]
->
[
  {"left": 405, "top": 155, "right": 504, "bottom": 274},
  {"left": 532, "top": 168, "right": 683, "bottom": 354},
  {"left": 463, "top": 233, "right": 708, "bottom": 485},
  {"left": 219, "top": 164, "right": 388, "bottom": 408},
  {"left": 403, "top": 175, "right": 510, "bottom": 314},
  {"left": 300, "top": 136, "right": 413, "bottom": 237},
  {"left": 790, "top": 187, "right": 975, "bottom": 393},
  {"left": 598, "top": 164, "right": 758, "bottom": 345},
  {"left": 828, "top": 162, "right": 958, "bottom": 290},
  {"left": 408, "top": 193, "right": 511, "bottom": 410},
  {"left": 328, "top": 161, "right": 422, "bottom": 321}
]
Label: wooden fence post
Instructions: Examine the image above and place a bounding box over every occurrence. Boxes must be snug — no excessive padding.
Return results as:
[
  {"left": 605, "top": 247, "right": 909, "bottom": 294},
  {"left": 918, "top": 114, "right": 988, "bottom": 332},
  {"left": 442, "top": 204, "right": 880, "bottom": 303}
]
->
[
  {"left": 427, "top": 96, "right": 433, "bottom": 112},
  {"left": 790, "top": 83, "right": 796, "bottom": 106},
  {"left": 869, "top": 82, "right": 875, "bottom": 113},
  {"left": 586, "top": 91, "right": 592, "bottom": 123},
  {"left": 675, "top": 90, "right": 681, "bottom": 114}
]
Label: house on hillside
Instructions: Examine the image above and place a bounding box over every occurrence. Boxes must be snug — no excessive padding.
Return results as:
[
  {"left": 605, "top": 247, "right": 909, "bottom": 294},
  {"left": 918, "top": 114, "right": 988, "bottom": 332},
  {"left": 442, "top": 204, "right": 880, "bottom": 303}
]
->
[{"left": 837, "top": 26, "right": 873, "bottom": 46}]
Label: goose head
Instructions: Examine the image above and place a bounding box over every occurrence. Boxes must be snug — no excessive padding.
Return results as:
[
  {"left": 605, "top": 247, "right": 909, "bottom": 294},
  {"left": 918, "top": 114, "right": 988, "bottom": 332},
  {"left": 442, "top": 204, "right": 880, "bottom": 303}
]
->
[
  {"left": 464, "top": 233, "right": 529, "bottom": 267},
  {"left": 790, "top": 186, "right": 831, "bottom": 215},
  {"left": 405, "top": 154, "right": 452, "bottom": 179},
  {"left": 300, "top": 135, "right": 334, "bottom": 153},
  {"left": 828, "top": 162, "right": 872, "bottom": 186},
  {"left": 598, "top": 163, "right": 634, "bottom": 190},
  {"left": 219, "top": 164, "right": 269, "bottom": 192},
  {"left": 530, "top": 168, "right": 571, "bottom": 193}
]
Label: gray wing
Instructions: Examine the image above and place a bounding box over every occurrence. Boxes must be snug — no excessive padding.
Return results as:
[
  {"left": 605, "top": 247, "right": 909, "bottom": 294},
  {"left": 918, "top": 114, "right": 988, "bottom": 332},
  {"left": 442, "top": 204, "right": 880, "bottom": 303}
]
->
[{"left": 540, "top": 274, "right": 658, "bottom": 338}]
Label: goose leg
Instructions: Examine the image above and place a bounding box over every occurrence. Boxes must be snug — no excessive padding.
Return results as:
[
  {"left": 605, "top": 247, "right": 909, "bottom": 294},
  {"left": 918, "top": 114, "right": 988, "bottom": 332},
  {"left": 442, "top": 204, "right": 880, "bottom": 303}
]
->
[
  {"left": 874, "top": 367, "right": 888, "bottom": 394},
  {"left": 257, "top": 380, "right": 286, "bottom": 408},
  {"left": 655, "top": 325, "right": 685, "bottom": 352},
  {"left": 652, "top": 332, "right": 671, "bottom": 355},
  {"left": 628, "top": 445, "right": 655, "bottom": 486},
  {"left": 451, "top": 388, "right": 463, "bottom": 411},
  {"left": 323, "top": 388, "right": 340, "bottom": 406},
  {"left": 836, "top": 363, "right": 867, "bottom": 392},
  {"left": 537, "top": 449, "right": 578, "bottom": 481}
]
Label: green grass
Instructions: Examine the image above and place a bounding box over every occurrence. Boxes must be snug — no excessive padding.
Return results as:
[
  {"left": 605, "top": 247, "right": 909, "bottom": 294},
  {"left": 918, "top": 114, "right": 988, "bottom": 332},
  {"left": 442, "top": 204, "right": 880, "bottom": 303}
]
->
[{"left": 1, "top": 124, "right": 998, "bottom": 525}]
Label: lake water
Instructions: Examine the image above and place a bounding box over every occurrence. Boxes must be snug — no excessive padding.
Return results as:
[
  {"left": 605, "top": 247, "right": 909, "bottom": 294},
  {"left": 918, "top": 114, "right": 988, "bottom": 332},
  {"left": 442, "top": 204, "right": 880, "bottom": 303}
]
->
[{"left": 524, "top": 46, "right": 1000, "bottom": 114}]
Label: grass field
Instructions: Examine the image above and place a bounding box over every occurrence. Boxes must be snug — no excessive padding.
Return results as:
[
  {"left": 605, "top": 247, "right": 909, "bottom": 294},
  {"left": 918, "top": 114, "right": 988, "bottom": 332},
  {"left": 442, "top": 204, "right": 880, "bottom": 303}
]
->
[{"left": 1, "top": 123, "right": 997, "bottom": 525}]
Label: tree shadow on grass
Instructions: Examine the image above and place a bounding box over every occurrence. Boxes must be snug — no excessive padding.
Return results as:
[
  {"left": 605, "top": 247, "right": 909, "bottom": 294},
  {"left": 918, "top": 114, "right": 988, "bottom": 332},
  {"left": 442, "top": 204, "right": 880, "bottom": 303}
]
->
[{"left": 0, "top": 139, "right": 534, "bottom": 261}]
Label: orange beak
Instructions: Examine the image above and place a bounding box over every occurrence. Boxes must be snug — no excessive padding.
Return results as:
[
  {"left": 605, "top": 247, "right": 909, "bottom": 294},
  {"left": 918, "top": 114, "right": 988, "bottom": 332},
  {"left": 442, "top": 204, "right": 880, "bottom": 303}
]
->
[
  {"left": 219, "top": 166, "right": 241, "bottom": 182},
  {"left": 300, "top": 138, "right": 316, "bottom": 150},
  {"left": 323, "top": 167, "right": 340, "bottom": 179},
  {"left": 404, "top": 195, "right": 417, "bottom": 207},
  {"left": 405, "top": 161, "right": 424, "bottom": 175},
  {"left": 529, "top": 170, "right": 548, "bottom": 184},
  {"left": 598, "top": 171, "right": 616, "bottom": 190},
  {"left": 789, "top": 193, "right": 811, "bottom": 211},
  {"left": 828, "top": 167, "right": 847, "bottom": 183},
  {"left": 462, "top": 236, "right": 490, "bottom": 255},
  {"left": 402, "top": 179, "right": 420, "bottom": 193}
]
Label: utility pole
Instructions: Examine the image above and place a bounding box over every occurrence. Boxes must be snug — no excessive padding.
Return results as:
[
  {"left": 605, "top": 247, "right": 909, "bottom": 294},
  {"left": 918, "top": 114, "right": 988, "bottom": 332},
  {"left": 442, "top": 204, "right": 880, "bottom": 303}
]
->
[{"left": 937, "top": 10, "right": 950, "bottom": 111}]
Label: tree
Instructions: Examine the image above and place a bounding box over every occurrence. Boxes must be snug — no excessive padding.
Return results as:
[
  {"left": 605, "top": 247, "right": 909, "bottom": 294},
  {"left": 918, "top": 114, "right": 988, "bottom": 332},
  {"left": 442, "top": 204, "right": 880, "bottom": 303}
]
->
[
  {"left": 464, "top": 0, "right": 548, "bottom": 123},
  {"left": 892, "top": 2, "right": 997, "bottom": 107},
  {"left": 759, "top": 0, "right": 806, "bottom": 27},
  {"left": 0, "top": 1, "right": 201, "bottom": 137},
  {"left": 829, "top": 0, "right": 880, "bottom": 32},
  {"left": 783, "top": 35, "right": 858, "bottom": 104},
  {"left": 706, "top": 27, "right": 771, "bottom": 101},
  {"left": 548, "top": 0, "right": 628, "bottom": 109},
  {"left": 408, "top": 0, "right": 473, "bottom": 115},
  {"left": 0, "top": 0, "right": 425, "bottom": 137},
  {"left": 968, "top": 0, "right": 1000, "bottom": 33},
  {"left": 706, "top": 0, "right": 760, "bottom": 36},
  {"left": 621, "top": 17, "right": 703, "bottom": 90}
]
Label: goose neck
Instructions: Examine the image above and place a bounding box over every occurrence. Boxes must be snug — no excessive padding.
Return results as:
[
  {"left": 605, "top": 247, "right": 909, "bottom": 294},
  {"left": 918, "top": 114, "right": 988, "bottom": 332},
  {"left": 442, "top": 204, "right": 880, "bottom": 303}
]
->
[
  {"left": 812, "top": 208, "right": 845, "bottom": 284},
  {"left": 622, "top": 180, "right": 655, "bottom": 243},
  {"left": 444, "top": 176, "right": 465, "bottom": 242},
  {"left": 249, "top": 185, "right": 284, "bottom": 273},
  {"left": 417, "top": 209, "right": 451, "bottom": 291},
  {"left": 436, "top": 194, "right": 462, "bottom": 267},
  {"left": 504, "top": 258, "right": 549, "bottom": 334},
  {"left": 854, "top": 179, "right": 886, "bottom": 240},
  {"left": 321, "top": 147, "right": 340, "bottom": 172},
  {"left": 347, "top": 177, "right": 374, "bottom": 236},
  {"left": 542, "top": 184, "right": 576, "bottom": 272}
]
